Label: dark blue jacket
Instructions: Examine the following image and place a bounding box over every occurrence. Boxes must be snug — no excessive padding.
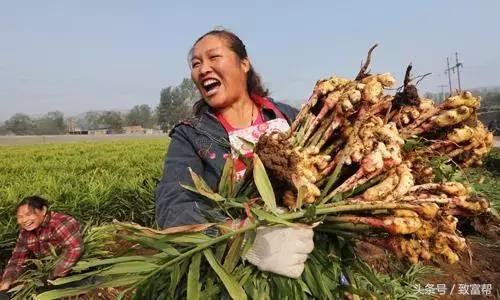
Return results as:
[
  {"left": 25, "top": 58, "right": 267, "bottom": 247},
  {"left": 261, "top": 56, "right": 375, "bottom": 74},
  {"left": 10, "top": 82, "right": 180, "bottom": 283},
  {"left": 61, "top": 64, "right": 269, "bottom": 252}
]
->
[{"left": 155, "top": 99, "right": 298, "bottom": 228}]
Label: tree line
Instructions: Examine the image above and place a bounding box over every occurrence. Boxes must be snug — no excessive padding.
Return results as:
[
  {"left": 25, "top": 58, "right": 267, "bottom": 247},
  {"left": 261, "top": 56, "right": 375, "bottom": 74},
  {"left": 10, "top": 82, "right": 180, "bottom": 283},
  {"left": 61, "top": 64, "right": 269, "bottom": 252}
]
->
[
  {"left": 0, "top": 78, "right": 199, "bottom": 135},
  {"left": 423, "top": 87, "right": 500, "bottom": 108}
]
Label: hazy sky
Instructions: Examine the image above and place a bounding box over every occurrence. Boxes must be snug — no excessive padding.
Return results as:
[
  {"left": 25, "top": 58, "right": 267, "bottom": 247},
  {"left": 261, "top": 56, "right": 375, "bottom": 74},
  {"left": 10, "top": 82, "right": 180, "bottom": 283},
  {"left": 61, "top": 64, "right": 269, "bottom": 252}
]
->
[{"left": 1, "top": 1, "right": 499, "bottom": 121}]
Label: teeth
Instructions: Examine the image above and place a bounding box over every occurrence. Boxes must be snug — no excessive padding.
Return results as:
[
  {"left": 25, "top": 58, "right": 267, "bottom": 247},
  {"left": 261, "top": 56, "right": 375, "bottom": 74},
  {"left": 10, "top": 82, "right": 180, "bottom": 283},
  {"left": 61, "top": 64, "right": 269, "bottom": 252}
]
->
[{"left": 203, "top": 79, "right": 219, "bottom": 87}]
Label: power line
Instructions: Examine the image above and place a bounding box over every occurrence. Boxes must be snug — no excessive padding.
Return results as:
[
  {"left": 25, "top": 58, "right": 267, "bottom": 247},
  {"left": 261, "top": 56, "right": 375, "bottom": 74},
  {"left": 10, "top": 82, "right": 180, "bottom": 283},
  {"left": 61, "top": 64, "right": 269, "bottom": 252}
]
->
[
  {"left": 445, "top": 57, "right": 453, "bottom": 96},
  {"left": 445, "top": 52, "right": 464, "bottom": 95},
  {"left": 454, "top": 52, "right": 463, "bottom": 90}
]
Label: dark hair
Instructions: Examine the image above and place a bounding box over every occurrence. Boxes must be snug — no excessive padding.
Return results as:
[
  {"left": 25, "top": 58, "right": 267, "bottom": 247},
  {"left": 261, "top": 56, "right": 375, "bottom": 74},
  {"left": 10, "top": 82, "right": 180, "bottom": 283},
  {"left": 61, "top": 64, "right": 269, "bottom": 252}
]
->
[
  {"left": 189, "top": 29, "right": 269, "bottom": 116},
  {"left": 16, "top": 195, "right": 49, "bottom": 212}
]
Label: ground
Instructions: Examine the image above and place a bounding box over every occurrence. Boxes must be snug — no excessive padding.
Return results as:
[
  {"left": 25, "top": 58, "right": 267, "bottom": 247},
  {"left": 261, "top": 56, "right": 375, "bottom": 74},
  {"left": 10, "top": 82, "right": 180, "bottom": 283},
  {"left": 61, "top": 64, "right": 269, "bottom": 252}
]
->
[
  {"left": 357, "top": 219, "right": 500, "bottom": 299},
  {"left": 424, "top": 241, "right": 499, "bottom": 299}
]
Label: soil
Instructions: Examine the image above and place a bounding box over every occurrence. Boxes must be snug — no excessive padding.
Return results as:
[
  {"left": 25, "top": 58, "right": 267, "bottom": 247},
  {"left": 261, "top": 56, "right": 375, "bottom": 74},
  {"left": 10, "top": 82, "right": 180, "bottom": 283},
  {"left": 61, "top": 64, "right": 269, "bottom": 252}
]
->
[
  {"left": 424, "top": 241, "right": 499, "bottom": 299},
  {"left": 393, "top": 84, "right": 420, "bottom": 109},
  {"left": 255, "top": 133, "right": 297, "bottom": 195},
  {"left": 357, "top": 232, "right": 500, "bottom": 299}
]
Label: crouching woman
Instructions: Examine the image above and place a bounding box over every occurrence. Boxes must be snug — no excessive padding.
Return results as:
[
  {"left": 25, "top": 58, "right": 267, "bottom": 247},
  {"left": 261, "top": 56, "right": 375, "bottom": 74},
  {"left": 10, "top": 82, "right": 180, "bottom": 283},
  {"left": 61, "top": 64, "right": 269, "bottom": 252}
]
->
[{"left": 0, "top": 196, "right": 84, "bottom": 295}]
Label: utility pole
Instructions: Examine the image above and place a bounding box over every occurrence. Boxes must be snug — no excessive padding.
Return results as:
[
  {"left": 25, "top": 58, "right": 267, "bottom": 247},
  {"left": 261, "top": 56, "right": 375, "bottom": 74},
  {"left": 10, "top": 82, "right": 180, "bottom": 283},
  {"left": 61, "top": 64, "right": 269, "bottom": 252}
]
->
[
  {"left": 445, "top": 57, "right": 453, "bottom": 96},
  {"left": 454, "top": 52, "right": 463, "bottom": 90},
  {"left": 445, "top": 53, "right": 464, "bottom": 95},
  {"left": 438, "top": 84, "right": 447, "bottom": 103}
]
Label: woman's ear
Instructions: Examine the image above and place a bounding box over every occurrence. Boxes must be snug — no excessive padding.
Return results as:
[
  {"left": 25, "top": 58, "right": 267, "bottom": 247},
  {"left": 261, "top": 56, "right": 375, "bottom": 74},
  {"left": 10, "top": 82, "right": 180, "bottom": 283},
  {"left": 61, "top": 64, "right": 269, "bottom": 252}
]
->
[{"left": 241, "top": 58, "right": 250, "bottom": 73}]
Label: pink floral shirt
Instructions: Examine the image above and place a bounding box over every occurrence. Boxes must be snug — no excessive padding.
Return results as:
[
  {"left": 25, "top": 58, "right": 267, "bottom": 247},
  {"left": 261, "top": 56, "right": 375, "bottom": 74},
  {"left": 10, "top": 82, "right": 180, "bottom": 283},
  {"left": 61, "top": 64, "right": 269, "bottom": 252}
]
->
[{"left": 216, "top": 99, "right": 290, "bottom": 179}]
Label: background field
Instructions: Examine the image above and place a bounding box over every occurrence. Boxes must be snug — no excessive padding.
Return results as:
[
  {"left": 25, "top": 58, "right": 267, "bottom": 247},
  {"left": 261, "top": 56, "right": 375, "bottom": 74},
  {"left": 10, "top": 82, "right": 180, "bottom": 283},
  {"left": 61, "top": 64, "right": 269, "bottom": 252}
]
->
[
  {"left": 0, "top": 138, "right": 169, "bottom": 270},
  {"left": 0, "top": 134, "right": 167, "bottom": 146}
]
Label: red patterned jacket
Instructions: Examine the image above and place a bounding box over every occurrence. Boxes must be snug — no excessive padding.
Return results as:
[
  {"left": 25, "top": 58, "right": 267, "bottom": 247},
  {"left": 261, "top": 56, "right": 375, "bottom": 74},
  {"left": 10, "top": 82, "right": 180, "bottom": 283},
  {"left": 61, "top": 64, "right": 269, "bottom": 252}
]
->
[{"left": 1, "top": 211, "right": 84, "bottom": 283}]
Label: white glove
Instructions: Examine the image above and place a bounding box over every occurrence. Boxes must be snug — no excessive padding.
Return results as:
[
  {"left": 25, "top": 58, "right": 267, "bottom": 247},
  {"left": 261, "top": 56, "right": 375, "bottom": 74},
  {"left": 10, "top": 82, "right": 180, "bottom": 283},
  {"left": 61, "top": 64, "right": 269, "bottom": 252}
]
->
[{"left": 244, "top": 225, "right": 314, "bottom": 278}]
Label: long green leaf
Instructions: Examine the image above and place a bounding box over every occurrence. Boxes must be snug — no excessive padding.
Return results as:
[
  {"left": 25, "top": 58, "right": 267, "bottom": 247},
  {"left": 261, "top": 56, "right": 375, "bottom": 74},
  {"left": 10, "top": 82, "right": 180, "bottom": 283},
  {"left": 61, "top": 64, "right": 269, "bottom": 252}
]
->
[
  {"left": 237, "top": 136, "right": 255, "bottom": 149},
  {"left": 215, "top": 242, "right": 227, "bottom": 262},
  {"left": 203, "top": 249, "right": 247, "bottom": 300},
  {"left": 186, "top": 168, "right": 225, "bottom": 202},
  {"left": 320, "top": 155, "right": 345, "bottom": 203},
  {"left": 180, "top": 183, "right": 225, "bottom": 203},
  {"left": 237, "top": 266, "right": 254, "bottom": 286},
  {"left": 159, "top": 232, "right": 212, "bottom": 244},
  {"left": 303, "top": 264, "right": 321, "bottom": 298},
  {"left": 36, "top": 286, "right": 94, "bottom": 300},
  {"left": 36, "top": 275, "right": 144, "bottom": 300},
  {"left": 308, "top": 258, "right": 334, "bottom": 300},
  {"left": 351, "top": 259, "right": 386, "bottom": 292},
  {"left": 187, "top": 253, "right": 202, "bottom": 300},
  {"left": 223, "top": 235, "right": 244, "bottom": 273},
  {"left": 99, "top": 261, "right": 159, "bottom": 276},
  {"left": 252, "top": 154, "right": 276, "bottom": 212},
  {"left": 123, "top": 235, "right": 180, "bottom": 256},
  {"left": 73, "top": 256, "right": 154, "bottom": 272},
  {"left": 241, "top": 230, "right": 256, "bottom": 260},
  {"left": 219, "top": 157, "right": 235, "bottom": 198},
  {"left": 169, "top": 263, "right": 181, "bottom": 296},
  {"left": 251, "top": 208, "right": 294, "bottom": 226},
  {"left": 48, "top": 269, "right": 105, "bottom": 285},
  {"left": 132, "top": 223, "right": 257, "bottom": 298},
  {"left": 296, "top": 185, "right": 307, "bottom": 210},
  {"left": 297, "top": 279, "right": 312, "bottom": 295},
  {"left": 343, "top": 175, "right": 384, "bottom": 198}
]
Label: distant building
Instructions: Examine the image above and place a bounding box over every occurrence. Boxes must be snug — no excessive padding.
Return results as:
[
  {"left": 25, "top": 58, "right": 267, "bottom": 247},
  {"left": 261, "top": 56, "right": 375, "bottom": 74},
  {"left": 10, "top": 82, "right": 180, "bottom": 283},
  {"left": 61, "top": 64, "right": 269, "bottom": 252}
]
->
[
  {"left": 144, "top": 128, "right": 164, "bottom": 134},
  {"left": 88, "top": 128, "right": 113, "bottom": 135},
  {"left": 123, "top": 125, "right": 145, "bottom": 134},
  {"left": 122, "top": 125, "right": 165, "bottom": 135},
  {"left": 68, "top": 129, "right": 88, "bottom": 135},
  {"left": 67, "top": 119, "right": 88, "bottom": 134},
  {"left": 67, "top": 124, "right": 164, "bottom": 135}
]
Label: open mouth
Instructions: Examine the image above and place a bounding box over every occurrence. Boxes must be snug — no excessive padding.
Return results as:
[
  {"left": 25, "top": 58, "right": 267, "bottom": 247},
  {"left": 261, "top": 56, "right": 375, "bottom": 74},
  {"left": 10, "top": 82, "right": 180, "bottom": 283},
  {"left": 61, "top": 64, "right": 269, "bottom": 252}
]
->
[
  {"left": 202, "top": 79, "right": 221, "bottom": 95},
  {"left": 24, "top": 221, "right": 34, "bottom": 228}
]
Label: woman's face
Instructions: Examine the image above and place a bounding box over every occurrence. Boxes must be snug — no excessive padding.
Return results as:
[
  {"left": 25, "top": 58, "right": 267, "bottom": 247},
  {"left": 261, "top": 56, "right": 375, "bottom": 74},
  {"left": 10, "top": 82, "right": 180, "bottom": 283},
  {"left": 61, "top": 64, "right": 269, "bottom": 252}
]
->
[
  {"left": 190, "top": 35, "right": 250, "bottom": 109},
  {"left": 16, "top": 204, "right": 47, "bottom": 231}
]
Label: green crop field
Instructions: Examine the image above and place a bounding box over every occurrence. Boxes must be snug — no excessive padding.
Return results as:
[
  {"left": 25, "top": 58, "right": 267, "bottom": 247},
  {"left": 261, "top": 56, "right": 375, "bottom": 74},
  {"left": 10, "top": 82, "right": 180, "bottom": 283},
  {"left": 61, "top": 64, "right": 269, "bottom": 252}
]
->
[{"left": 0, "top": 139, "right": 169, "bottom": 269}]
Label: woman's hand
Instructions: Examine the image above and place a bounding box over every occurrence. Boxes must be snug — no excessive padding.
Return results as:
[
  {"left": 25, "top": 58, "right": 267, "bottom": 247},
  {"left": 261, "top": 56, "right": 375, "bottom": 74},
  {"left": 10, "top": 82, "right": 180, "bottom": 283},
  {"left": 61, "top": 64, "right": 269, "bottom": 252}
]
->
[{"left": 244, "top": 225, "right": 314, "bottom": 278}]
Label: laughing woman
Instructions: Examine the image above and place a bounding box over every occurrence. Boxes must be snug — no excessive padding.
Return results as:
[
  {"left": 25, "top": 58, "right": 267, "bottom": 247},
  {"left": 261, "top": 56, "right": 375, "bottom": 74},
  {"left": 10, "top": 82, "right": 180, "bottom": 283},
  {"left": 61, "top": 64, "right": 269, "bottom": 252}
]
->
[
  {"left": 0, "top": 196, "right": 83, "bottom": 297},
  {"left": 155, "top": 29, "right": 314, "bottom": 278}
]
